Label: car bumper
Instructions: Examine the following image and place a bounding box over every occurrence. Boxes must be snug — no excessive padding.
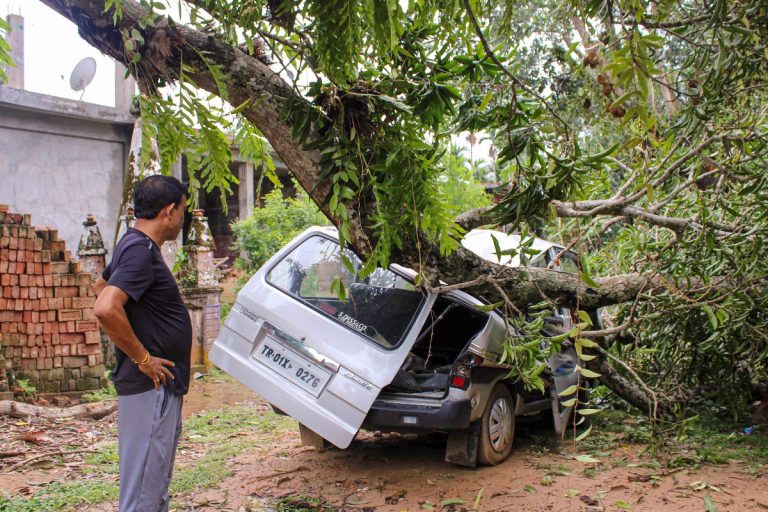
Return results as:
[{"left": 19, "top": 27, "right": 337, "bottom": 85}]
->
[{"left": 362, "top": 398, "right": 472, "bottom": 430}]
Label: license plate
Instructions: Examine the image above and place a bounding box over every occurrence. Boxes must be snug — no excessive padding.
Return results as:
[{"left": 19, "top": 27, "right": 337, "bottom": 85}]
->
[{"left": 252, "top": 338, "right": 332, "bottom": 397}]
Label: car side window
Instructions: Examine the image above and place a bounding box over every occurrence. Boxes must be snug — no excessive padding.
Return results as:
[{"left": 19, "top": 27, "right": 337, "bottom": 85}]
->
[{"left": 267, "top": 235, "right": 425, "bottom": 349}]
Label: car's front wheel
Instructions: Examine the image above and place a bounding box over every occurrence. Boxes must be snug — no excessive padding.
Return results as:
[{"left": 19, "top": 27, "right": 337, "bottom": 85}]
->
[{"left": 477, "top": 384, "right": 516, "bottom": 465}]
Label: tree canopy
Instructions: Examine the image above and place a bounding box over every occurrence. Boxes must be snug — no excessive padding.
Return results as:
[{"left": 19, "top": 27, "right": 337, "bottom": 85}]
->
[{"left": 10, "top": 0, "right": 768, "bottom": 421}]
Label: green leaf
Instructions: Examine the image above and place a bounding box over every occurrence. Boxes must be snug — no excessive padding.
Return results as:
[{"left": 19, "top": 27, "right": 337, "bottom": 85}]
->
[
  {"left": 560, "top": 398, "right": 577, "bottom": 407},
  {"left": 702, "top": 305, "right": 718, "bottom": 330},
  {"left": 574, "top": 455, "right": 599, "bottom": 463},
  {"left": 472, "top": 487, "right": 484, "bottom": 509},
  {"left": 575, "top": 425, "right": 593, "bottom": 442},
  {"left": 440, "top": 498, "right": 465, "bottom": 506},
  {"left": 704, "top": 494, "right": 718, "bottom": 512},
  {"left": 577, "top": 310, "right": 593, "bottom": 325},
  {"left": 475, "top": 301, "right": 505, "bottom": 312},
  {"left": 490, "top": 234, "right": 502, "bottom": 262},
  {"left": 566, "top": 488, "right": 580, "bottom": 497},
  {"left": 580, "top": 368, "right": 601, "bottom": 379},
  {"left": 614, "top": 500, "right": 632, "bottom": 510},
  {"left": 580, "top": 272, "right": 600, "bottom": 288},
  {"left": 558, "top": 385, "right": 578, "bottom": 397},
  {"left": 576, "top": 338, "right": 598, "bottom": 348},
  {"left": 524, "top": 485, "right": 537, "bottom": 493},
  {"left": 576, "top": 408, "right": 600, "bottom": 415}
]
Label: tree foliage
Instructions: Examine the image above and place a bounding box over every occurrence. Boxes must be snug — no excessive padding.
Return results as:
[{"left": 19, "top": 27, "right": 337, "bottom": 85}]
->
[{"left": 18, "top": 0, "right": 768, "bottom": 419}]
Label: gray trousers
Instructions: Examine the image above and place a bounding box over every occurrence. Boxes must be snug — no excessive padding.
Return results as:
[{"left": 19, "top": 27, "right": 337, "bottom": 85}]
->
[{"left": 117, "top": 386, "right": 183, "bottom": 512}]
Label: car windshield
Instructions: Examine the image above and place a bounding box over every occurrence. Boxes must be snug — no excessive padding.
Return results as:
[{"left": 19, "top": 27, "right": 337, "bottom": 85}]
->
[{"left": 267, "top": 235, "right": 426, "bottom": 349}]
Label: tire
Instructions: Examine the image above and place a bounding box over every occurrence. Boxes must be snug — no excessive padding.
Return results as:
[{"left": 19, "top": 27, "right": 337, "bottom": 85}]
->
[{"left": 477, "top": 384, "right": 516, "bottom": 466}]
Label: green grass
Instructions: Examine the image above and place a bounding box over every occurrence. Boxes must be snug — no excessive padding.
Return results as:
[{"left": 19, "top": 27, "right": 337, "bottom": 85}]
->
[
  {"left": 81, "top": 384, "right": 117, "bottom": 403},
  {"left": 183, "top": 403, "right": 296, "bottom": 442},
  {"left": 84, "top": 442, "right": 120, "bottom": 475},
  {"left": 0, "top": 481, "right": 118, "bottom": 512},
  {"left": 171, "top": 439, "right": 255, "bottom": 494},
  {"left": 276, "top": 495, "right": 337, "bottom": 512}
]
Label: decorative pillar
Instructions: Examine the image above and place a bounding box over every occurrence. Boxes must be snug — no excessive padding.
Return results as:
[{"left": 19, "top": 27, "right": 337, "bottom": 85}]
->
[
  {"left": 5, "top": 14, "right": 24, "bottom": 90},
  {"left": 180, "top": 209, "right": 222, "bottom": 370},
  {"left": 116, "top": 206, "right": 136, "bottom": 243},
  {"left": 77, "top": 214, "right": 108, "bottom": 282}
]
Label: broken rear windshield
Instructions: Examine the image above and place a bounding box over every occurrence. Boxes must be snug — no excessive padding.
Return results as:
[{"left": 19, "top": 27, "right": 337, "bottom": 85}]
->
[{"left": 266, "top": 235, "right": 426, "bottom": 349}]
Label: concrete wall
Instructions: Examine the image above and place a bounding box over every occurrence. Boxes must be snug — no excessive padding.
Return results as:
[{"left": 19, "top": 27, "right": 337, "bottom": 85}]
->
[{"left": 0, "top": 86, "right": 133, "bottom": 254}]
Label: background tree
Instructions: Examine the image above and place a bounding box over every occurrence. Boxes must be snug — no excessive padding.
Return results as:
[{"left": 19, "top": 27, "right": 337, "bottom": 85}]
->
[{"left": 11, "top": 0, "right": 768, "bottom": 422}]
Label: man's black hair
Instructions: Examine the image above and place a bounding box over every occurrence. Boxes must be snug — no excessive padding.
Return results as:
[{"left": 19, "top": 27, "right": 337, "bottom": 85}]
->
[{"left": 133, "top": 175, "right": 186, "bottom": 219}]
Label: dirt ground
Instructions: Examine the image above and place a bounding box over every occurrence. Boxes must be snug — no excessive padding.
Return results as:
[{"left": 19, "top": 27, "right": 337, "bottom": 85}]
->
[
  {"left": 2, "top": 378, "right": 767, "bottom": 511},
  {"left": 201, "top": 426, "right": 768, "bottom": 512}
]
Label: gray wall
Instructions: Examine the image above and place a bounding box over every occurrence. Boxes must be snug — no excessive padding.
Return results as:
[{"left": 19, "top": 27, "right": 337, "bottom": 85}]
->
[{"left": 0, "top": 86, "right": 133, "bottom": 254}]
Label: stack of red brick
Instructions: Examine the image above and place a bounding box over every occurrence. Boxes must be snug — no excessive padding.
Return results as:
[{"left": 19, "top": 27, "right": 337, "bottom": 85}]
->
[{"left": 0, "top": 204, "right": 106, "bottom": 393}]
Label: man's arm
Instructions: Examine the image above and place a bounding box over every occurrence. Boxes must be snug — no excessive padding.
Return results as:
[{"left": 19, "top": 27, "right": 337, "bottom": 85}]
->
[
  {"left": 93, "top": 276, "right": 108, "bottom": 298},
  {"left": 94, "top": 286, "right": 174, "bottom": 388}
]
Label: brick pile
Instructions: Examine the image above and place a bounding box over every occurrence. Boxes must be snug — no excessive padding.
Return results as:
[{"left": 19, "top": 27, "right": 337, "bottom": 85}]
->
[{"left": 0, "top": 204, "right": 106, "bottom": 393}]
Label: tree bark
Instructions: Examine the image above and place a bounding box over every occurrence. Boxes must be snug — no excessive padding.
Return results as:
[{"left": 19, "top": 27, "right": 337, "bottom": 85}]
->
[{"left": 0, "top": 400, "right": 117, "bottom": 419}]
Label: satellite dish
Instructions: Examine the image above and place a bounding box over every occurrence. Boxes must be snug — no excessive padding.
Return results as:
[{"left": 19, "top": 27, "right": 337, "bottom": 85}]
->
[{"left": 69, "top": 57, "right": 97, "bottom": 96}]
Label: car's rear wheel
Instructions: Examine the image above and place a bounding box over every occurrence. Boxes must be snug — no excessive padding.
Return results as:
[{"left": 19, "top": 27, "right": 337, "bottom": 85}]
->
[{"left": 477, "top": 384, "right": 515, "bottom": 466}]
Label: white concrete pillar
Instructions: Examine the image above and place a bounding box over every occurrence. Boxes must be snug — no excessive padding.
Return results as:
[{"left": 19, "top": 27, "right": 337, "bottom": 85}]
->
[
  {"left": 114, "top": 62, "right": 136, "bottom": 112},
  {"left": 4, "top": 14, "right": 24, "bottom": 90},
  {"left": 238, "top": 162, "right": 254, "bottom": 221}
]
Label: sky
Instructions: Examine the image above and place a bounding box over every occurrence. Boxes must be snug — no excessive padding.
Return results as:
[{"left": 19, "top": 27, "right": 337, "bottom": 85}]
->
[{"left": 2, "top": 0, "right": 117, "bottom": 106}]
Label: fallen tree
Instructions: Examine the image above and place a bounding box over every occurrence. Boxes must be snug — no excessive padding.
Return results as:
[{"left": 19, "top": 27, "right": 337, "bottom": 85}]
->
[{"left": 28, "top": 0, "right": 768, "bottom": 419}]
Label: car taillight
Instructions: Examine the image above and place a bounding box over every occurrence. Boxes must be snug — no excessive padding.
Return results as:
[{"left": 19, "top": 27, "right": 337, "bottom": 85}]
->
[
  {"left": 451, "top": 376, "right": 467, "bottom": 388},
  {"left": 451, "top": 354, "right": 484, "bottom": 389}
]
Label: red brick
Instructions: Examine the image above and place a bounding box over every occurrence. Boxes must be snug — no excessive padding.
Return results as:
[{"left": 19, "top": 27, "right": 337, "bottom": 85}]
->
[
  {"left": 44, "top": 274, "right": 52, "bottom": 286},
  {"left": 75, "top": 320, "right": 98, "bottom": 332},
  {"left": 60, "top": 333, "right": 85, "bottom": 344},
  {"left": 84, "top": 331, "right": 101, "bottom": 344},
  {"left": 54, "top": 286, "right": 78, "bottom": 298},
  {"left": 8, "top": 249, "right": 16, "bottom": 261},
  {"left": 58, "top": 309, "right": 82, "bottom": 321},
  {"left": 71, "top": 296, "right": 94, "bottom": 309}
]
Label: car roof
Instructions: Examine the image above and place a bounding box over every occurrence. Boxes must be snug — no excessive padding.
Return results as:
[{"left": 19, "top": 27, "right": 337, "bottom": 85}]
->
[{"left": 461, "top": 228, "right": 561, "bottom": 267}]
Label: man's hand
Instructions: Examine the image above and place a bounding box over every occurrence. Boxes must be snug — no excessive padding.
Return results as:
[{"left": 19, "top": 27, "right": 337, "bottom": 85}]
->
[{"left": 138, "top": 356, "right": 175, "bottom": 389}]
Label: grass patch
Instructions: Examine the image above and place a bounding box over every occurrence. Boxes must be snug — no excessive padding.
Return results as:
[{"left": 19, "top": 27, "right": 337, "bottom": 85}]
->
[
  {"left": 668, "top": 422, "right": 768, "bottom": 470},
  {"left": 183, "top": 404, "right": 296, "bottom": 442},
  {"left": 81, "top": 384, "right": 117, "bottom": 403},
  {"left": 0, "top": 481, "right": 118, "bottom": 512},
  {"left": 84, "top": 442, "right": 120, "bottom": 475},
  {"left": 171, "top": 439, "right": 255, "bottom": 494},
  {"left": 199, "top": 365, "right": 234, "bottom": 383},
  {"left": 276, "top": 495, "right": 337, "bottom": 512}
]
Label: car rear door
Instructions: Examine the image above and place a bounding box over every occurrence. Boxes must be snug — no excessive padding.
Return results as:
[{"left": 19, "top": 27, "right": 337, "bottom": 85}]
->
[{"left": 209, "top": 229, "right": 436, "bottom": 448}]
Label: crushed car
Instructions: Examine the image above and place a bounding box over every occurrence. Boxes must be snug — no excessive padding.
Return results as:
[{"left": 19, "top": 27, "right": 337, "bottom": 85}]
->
[{"left": 209, "top": 227, "right": 583, "bottom": 466}]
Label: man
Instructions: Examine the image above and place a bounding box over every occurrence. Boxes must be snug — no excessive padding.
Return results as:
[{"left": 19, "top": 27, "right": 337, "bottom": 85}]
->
[{"left": 93, "top": 175, "right": 192, "bottom": 512}]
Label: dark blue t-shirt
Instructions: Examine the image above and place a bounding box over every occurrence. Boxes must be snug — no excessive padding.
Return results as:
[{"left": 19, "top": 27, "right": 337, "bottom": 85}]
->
[{"left": 103, "top": 228, "right": 192, "bottom": 395}]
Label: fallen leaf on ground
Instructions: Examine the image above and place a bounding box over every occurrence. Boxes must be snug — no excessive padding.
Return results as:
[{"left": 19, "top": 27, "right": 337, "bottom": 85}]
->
[{"left": 22, "top": 431, "right": 52, "bottom": 445}]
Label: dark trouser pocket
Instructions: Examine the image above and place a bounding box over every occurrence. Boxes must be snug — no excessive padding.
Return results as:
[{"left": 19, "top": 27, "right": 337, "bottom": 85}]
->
[{"left": 160, "top": 386, "right": 169, "bottom": 417}]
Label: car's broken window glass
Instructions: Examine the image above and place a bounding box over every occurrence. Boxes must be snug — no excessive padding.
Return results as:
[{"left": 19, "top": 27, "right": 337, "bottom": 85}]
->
[{"left": 267, "top": 235, "right": 425, "bottom": 349}]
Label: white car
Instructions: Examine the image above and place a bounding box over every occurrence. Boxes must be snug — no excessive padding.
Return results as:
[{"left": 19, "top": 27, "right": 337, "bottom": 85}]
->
[{"left": 209, "top": 227, "right": 582, "bottom": 466}]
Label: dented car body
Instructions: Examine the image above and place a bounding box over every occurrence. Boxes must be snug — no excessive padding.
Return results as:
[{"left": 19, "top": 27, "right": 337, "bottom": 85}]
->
[{"left": 209, "top": 227, "right": 581, "bottom": 466}]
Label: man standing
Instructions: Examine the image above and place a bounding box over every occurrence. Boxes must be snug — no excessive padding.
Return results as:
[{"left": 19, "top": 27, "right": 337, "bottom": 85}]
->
[{"left": 93, "top": 175, "right": 192, "bottom": 512}]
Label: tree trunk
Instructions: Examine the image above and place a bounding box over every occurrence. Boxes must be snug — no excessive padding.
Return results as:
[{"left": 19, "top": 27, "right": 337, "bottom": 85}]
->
[{"left": 0, "top": 400, "right": 117, "bottom": 419}]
